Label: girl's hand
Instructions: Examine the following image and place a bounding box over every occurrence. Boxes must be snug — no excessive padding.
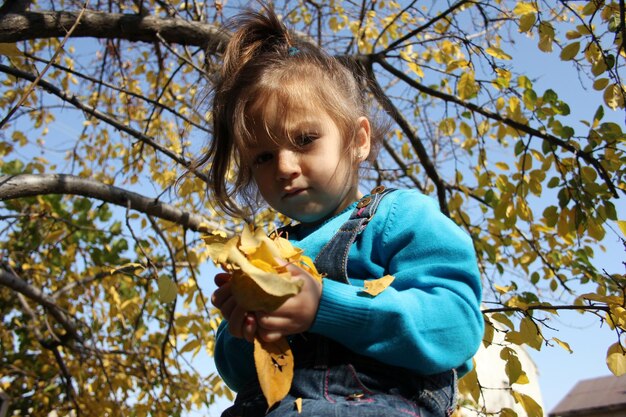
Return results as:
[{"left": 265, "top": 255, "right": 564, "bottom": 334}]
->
[
  {"left": 211, "top": 273, "right": 257, "bottom": 343},
  {"left": 255, "top": 262, "right": 322, "bottom": 343}
]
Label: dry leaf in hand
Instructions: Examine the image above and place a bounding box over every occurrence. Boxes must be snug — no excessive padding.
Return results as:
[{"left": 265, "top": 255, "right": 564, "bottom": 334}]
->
[
  {"left": 203, "top": 226, "right": 324, "bottom": 408},
  {"left": 254, "top": 337, "right": 294, "bottom": 410},
  {"left": 362, "top": 275, "right": 395, "bottom": 297},
  {"left": 203, "top": 225, "right": 322, "bottom": 312}
]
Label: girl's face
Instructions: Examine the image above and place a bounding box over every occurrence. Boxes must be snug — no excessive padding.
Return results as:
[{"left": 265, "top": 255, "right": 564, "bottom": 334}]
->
[{"left": 245, "top": 98, "right": 371, "bottom": 225}]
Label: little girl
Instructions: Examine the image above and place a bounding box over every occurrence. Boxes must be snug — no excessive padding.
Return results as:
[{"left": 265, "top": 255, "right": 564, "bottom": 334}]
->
[{"left": 205, "top": 6, "right": 483, "bottom": 417}]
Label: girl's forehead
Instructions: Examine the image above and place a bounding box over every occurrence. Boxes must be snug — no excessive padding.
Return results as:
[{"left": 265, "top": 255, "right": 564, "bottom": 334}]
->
[{"left": 248, "top": 94, "right": 328, "bottom": 132}]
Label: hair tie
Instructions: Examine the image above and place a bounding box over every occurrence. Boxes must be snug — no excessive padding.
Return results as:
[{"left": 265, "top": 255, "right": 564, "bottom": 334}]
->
[{"left": 288, "top": 46, "right": 300, "bottom": 56}]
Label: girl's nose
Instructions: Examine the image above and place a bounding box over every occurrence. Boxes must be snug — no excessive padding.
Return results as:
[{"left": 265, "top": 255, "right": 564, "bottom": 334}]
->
[{"left": 275, "top": 150, "right": 300, "bottom": 180}]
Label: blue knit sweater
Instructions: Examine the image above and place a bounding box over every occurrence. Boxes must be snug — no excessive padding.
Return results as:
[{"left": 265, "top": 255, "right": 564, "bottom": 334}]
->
[{"left": 213, "top": 189, "right": 484, "bottom": 392}]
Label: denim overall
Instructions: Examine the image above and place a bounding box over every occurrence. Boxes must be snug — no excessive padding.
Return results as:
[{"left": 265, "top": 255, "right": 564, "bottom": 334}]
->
[{"left": 222, "top": 187, "right": 457, "bottom": 417}]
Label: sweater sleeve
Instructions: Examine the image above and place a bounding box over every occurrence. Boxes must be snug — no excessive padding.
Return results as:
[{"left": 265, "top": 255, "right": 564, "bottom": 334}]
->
[
  {"left": 309, "top": 190, "right": 484, "bottom": 376},
  {"left": 213, "top": 320, "right": 255, "bottom": 391}
]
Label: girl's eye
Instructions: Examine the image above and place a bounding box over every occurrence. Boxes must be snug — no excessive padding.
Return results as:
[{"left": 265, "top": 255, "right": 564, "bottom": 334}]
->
[
  {"left": 295, "top": 134, "right": 315, "bottom": 148},
  {"left": 254, "top": 152, "right": 273, "bottom": 165}
]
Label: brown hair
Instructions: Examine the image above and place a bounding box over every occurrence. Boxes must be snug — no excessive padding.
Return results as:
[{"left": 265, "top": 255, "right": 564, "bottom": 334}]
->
[{"left": 196, "top": 6, "right": 387, "bottom": 218}]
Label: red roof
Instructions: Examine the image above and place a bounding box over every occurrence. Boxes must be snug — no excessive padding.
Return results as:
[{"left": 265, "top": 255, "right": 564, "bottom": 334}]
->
[{"left": 549, "top": 374, "right": 626, "bottom": 416}]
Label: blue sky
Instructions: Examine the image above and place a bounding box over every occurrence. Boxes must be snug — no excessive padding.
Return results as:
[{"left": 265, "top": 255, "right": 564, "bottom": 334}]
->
[{"left": 510, "top": 32, "right": 625, "bottom": 414}]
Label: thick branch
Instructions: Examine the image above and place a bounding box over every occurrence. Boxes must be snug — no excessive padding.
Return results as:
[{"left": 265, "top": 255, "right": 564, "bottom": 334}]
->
[
  {"left": 0, "top": 174, "right": 219, "bottom": 232},
  {"left": 0, "top": 11, "right": 228, "bottom": 51},
  {"left": 482, "top": 304, "right": 610, "bottom": 314},
  {"left": 1, "top": 269, "right": 83, "bottom": 342}
]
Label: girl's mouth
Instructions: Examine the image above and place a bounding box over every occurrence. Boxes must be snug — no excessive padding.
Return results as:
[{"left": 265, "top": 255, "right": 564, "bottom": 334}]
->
[{"left": 283, "top": 188, "right": 307, "bottom": 198}]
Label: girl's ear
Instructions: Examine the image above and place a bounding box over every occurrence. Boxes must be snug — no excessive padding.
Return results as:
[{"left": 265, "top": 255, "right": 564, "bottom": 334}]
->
[{"left": 355, "top": 116, "right": 371, "bottom": 162}]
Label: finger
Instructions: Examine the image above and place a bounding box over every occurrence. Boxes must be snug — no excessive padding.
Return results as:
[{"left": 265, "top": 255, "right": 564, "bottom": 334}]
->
[
  {"left": 217, "top": 295, "right": 236, "bottom": 321},
  {"left": 228, "top": 305, "right": 247, "bottom": 339},
  {"left": 214, "top": 272, "right": 231, "bottom": 287},
  {"left": 258, "top": 328, "right": 284, "bottom": 343},
  {"left": 243, "top": 313, "right": 257, "bottom": 343},
  {"left": 255, "top": 313, "right": 294, "bottom": 331},
  {"left": 211, "top": 281, "right": 232, "bottom": 308}
]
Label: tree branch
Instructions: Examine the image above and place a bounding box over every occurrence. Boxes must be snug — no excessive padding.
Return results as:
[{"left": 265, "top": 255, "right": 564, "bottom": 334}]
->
[
  {"left": 1, "top": 269, "right": 83, "bottom": 343},
  {"left": 482, "top": 303, "right": 610, "bottom": 314},
  {"left": 0, "top": 10, "right": 228, "bottom": 51},
  {"left": 374, "top": 56, "right": 621, "bottom": 198},
  {"left": 0, "top": 64, "right": 208, "bottom": 180},
  {"left": 361, "top": 58, "right": 450, "bottom": 215},
  {"left": 0, "top": 174, "right": 219, "bottom": 232}
]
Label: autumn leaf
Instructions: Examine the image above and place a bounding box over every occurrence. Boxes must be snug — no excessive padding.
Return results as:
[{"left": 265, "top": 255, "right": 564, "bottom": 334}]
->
[
  {"left": 204, "top": 226, "right": 322, "bottom": 311},
  {"left": 606, "top": 343, "right": 626, "bottom": 376},
  {"left": 362, "top": 275, "right": 395, "bottom": 297},
  {"left": 204, "top": 226, "right": 324, "bottom": 407},
  {"left": 157, "top": 275, "right": 177, "bottom": 304},
  {"left": 0, "top": 43, "right": 23, "bottom": 56},
  {"left": 254, "top": 337, "right": 294, "bottom": 410}
]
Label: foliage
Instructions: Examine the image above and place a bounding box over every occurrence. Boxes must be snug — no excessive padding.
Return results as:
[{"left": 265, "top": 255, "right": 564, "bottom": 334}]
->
[{"left": 0, "top": 1, "right": 625, "bottom": 416}]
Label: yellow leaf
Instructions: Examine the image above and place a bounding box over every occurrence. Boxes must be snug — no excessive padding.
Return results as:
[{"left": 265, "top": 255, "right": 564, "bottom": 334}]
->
[
  {"left": 240, "top": 224, "right": 262, "bottom": 254},
  {"left": 512, "top": 391, "right": 543, "bottom": 417},
  {"left": 618, "top": 220, "right": 626, "bottom": 237},
  {"left": 439, "top": 118, "right": 456, "bottom": 136},
  {"left": 362, "top": 275, "right": 395, "bottom": 297},
  {"left": 607, "top": 343, "right": 626, "bottom": 376},
  {"left": 560, "top": 42, "right": 580, "bottom": 61},
  {"left": 604, "top": 83, "right": 625, "bottom": 110},
  {"left": 0, "top": 43, "right": 23, "bottom": 56},
  {"left": 500, "top": 408, "right": 517, "bottom": 417},
  {"left": 538, "top": 22, "right": 555, "bottom": 53},
  {"left": 157, "top": 276, "right": 177, "bottom": 303},
  {"left": 518, "top": 13, "right": 536, "bottom": 33},
  {"left": 230, "top": 269, "right": 301, "bottom": 312},
  {"left": 519, "top": 316, "right": 542, "bottom": 350},
  {"left": 513, "top": 2, "right": 538, "bottom": 15},
  {"left": 295, "top": 397, "right": 302, "bottom": 413},
  {"left": 593, "top": 78, "right": 610, "bottom": 91},
  {"left": 502, "top": 347, "right": 521, "bottom": 381},
  {"left": 458, "top": 71, "right": 478, "bottom": 100},
  {"left": 486, "top": 46, "right": 512, "bottom": 60},
  {"left": 552, "top": 337, "right": 573, "bottom": 353},
  {"left": 457, "top": 363, "right": 479, "bottom": 402},
  {"left": 180, "top": 339, "right": 201, "bottom": 355},
  {"left": 202, "top": 232, "right": 231, "bottom": 265},
  {"left": 254, "top": 337, "right": 294, "bottom": 410},
  {"left": 205, "top": 227, "right": 321, "bottom": 312}
]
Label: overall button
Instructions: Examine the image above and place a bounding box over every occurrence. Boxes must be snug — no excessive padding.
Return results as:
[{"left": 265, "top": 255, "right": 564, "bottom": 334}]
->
[
  {"left": 357, "top": 196, "right": 372, "bottom": 208},
  {"left": 371, "top": 185, "right": 386, "bottom": 194}
]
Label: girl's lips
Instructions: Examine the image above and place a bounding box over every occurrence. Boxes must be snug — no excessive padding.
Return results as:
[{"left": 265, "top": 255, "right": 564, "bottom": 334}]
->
[{"left": 283, "top": 188, "right": 307, "bottom": 198}]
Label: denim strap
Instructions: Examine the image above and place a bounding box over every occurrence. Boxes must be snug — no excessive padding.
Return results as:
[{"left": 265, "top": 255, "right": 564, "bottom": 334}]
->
[{"left": 314, "top": 186, "right": 395, "bottom": 283}]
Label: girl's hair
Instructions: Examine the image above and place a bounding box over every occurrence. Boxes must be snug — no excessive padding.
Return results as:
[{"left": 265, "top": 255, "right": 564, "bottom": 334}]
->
[{"left": 196, "top": 6, "right": 387, "bottom": 218}]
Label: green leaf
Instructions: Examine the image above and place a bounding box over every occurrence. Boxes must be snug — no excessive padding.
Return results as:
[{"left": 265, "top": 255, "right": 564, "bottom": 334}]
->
[{"left": 593, "top": 105, "right": 605, "bottom": 121}]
